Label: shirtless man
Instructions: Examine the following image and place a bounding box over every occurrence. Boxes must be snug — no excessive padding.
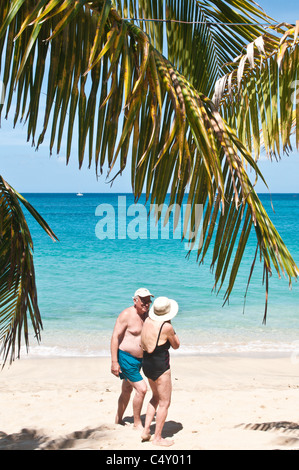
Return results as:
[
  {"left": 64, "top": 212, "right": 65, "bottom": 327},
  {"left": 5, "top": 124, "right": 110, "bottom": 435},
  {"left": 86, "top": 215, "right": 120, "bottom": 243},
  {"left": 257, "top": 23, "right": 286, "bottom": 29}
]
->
[{"left": 110, "top": 287, "right": 154, "bottom": 429}]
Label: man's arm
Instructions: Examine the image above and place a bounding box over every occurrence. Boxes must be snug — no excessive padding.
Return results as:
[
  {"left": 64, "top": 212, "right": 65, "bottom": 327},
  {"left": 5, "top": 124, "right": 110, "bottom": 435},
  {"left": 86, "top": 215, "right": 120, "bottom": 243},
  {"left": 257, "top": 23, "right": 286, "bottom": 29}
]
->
[{"left": 110, "top": 311, "right": 128, "bottom": 376}]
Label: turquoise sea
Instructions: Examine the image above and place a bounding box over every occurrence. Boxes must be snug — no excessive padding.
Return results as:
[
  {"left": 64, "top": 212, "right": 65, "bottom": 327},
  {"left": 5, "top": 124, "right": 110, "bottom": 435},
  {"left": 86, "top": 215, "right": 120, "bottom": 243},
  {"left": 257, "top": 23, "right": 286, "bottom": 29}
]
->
[{"left": 21, "top": 193, "right": 299, "bottom": 358}]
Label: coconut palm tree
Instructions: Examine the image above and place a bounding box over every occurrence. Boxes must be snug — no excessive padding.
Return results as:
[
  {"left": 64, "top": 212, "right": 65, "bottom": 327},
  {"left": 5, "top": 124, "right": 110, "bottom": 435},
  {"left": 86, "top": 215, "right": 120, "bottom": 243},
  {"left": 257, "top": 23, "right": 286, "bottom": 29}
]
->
[{"left": 0, "top": 0, "right": 298, "bottom": 364}]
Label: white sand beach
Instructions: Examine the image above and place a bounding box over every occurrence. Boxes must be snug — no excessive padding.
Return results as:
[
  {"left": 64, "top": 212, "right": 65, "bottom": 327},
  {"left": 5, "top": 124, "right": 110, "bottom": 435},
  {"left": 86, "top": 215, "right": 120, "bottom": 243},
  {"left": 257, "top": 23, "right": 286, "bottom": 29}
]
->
[{"left": 0, "top": 354, "right": 299, "bottom": 450}]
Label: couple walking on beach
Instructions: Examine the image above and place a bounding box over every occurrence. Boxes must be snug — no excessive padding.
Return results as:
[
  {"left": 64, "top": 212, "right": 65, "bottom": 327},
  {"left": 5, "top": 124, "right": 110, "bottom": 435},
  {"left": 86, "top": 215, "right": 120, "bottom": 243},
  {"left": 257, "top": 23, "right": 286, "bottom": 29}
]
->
[{"left": 110, "top": 287, "right": 180, "bottom": 447}]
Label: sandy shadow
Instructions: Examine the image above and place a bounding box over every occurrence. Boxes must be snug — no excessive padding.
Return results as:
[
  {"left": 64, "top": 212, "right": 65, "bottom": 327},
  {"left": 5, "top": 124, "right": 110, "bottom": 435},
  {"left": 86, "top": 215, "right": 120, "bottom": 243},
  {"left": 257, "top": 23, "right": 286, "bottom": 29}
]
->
[
  {"left": 123, "top": 414, "right": 183, "bottom": 438},
  {"left": 0, "top": 426, "right": 109, "bottom": 450},
  {"left": 0, "top": 429, "right": 47, "bottom": 450},
  {"left": 241, "top": 421, "right": 299, "bottom": 434},
  {"left": 159, "top": 420, "right": 183, "bottom": 438},
  {"left": 238, "top": 421, "right": 299, "bottom": 448}
]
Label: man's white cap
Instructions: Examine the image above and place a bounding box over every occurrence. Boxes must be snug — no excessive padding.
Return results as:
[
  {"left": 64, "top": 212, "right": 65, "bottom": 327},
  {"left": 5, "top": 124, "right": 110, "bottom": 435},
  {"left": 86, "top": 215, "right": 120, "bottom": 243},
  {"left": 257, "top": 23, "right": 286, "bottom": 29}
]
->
[{"left": 133, "top": 287, "right": 154, "bottom": 298}]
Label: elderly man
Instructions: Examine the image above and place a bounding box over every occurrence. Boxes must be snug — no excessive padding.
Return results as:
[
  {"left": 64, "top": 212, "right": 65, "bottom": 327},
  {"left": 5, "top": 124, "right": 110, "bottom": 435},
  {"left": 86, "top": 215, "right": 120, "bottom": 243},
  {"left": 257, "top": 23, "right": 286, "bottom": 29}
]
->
[{"left": 110, "top": 287, "right": 154, "bottom": 429}]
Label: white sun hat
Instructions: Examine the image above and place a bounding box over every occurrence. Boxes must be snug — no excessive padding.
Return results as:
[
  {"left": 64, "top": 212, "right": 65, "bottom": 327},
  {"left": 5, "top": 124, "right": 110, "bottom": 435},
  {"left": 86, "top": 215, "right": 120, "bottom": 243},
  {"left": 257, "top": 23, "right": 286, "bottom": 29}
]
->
[
  {"left": 133, "top": 287, "right": 154, "bottom": 298},
  {"left": 149, "top": 296, "right": 179, "bottom": 322}
]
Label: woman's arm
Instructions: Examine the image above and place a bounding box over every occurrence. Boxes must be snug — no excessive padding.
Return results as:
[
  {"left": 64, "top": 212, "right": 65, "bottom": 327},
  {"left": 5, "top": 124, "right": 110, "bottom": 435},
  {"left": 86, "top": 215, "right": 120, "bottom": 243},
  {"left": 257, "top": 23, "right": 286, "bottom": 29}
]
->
[{"left": 165, "top": 322, "right": 180, "bottom": 350}]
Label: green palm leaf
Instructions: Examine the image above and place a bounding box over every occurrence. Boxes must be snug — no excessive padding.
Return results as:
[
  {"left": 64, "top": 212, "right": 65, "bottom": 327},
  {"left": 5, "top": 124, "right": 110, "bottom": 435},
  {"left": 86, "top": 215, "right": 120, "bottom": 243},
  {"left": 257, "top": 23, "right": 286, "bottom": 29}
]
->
[
  {"left": 114, "top": 0, "right": 274, "bottom": 97},
  {"left": 0, "top": 176, "right": 57, "bottom": 365},
  {"left": 213, "top": 21, "right": 299, "bottom": 159}
]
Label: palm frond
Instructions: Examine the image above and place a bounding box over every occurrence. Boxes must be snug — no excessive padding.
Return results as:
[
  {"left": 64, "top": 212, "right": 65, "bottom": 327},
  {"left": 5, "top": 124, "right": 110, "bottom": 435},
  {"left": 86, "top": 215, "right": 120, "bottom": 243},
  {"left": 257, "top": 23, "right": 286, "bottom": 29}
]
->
[
  {"left": 0, "top": 176, "right": 57, "bottom": 365},
  {"left": 213, "top": 21, "right": 299, "bottom": 159},
  {"left": 114, "top": 0, "right": 274, "bottom": 97}
]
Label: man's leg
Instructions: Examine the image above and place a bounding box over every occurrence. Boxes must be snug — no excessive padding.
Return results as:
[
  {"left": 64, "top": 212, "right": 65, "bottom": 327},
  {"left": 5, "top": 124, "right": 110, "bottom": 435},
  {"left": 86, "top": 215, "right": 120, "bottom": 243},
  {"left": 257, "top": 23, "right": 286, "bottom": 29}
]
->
[
  {"left": 129, "top": 379, "right": 147, "bottom": 429},
  {"left": 115, "top": 379, "right": 133, "bottom": 425}
]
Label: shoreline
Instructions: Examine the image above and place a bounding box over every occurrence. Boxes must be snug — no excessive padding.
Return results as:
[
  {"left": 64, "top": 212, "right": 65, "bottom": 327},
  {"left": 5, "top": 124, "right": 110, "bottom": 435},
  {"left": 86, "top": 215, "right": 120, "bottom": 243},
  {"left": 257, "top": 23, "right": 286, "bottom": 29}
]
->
[
  {"left": 18, "top": 328, "right": 299, "bottom": 360},
  {"left": 18, "top": 337, "right": 299, "bottom": 361},
  {"left": 19, "top": 349, "right": 297, "bottom": 360},
  {"left": 1, "top": 354, "right": 299, "bottom": 450}
]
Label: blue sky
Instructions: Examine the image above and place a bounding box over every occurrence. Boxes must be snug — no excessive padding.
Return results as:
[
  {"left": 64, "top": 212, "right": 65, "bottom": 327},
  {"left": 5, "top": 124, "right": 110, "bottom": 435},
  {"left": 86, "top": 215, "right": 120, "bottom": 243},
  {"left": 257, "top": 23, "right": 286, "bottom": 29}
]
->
[{"left": 1, "top": 0, "right": 299, "bottom": 193}]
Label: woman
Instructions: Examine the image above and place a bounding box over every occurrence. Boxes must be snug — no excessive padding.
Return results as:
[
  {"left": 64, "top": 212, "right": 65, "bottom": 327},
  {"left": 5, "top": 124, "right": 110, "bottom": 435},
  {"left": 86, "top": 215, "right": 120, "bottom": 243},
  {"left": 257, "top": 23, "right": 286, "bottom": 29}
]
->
[{"left": 141, "top": 296, "right": 180, "bottom": 446}]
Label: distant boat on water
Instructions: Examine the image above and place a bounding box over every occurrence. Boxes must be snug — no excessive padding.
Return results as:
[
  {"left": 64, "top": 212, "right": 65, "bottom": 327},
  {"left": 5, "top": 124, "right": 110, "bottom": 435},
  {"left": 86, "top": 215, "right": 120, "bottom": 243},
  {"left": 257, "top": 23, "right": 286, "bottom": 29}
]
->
[{"left": 76, "top": 192, "right": 83, "bottom": 196}]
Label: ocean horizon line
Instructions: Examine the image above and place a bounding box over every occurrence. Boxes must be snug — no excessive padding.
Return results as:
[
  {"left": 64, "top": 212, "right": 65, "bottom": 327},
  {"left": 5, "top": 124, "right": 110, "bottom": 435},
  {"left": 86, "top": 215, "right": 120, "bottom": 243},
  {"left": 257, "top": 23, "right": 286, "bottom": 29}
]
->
[{"left": 20, "top": 191, "right": 299, "bottom": 196}]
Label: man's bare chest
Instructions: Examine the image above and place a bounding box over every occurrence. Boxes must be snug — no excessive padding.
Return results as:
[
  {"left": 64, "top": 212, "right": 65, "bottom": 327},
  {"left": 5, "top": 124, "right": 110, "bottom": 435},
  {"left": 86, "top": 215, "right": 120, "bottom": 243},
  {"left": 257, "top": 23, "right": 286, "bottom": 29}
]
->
[{"left": 126, "top": 317, "right": 144, "bottom": 337}]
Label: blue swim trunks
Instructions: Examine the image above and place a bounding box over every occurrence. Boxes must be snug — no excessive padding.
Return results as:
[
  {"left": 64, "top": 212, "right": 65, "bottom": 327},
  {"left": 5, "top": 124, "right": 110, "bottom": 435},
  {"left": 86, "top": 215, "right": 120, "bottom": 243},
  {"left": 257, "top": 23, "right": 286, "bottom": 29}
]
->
[{"left": 118, "top": 349, "right": 143, "bottom": 383}]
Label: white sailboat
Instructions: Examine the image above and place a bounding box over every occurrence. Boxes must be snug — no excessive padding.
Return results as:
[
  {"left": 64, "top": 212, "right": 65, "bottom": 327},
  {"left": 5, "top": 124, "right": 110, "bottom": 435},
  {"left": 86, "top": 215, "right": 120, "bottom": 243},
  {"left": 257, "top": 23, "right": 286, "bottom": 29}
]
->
[{"left": 76, "top": 192, "right": 83, "bottom": 196}]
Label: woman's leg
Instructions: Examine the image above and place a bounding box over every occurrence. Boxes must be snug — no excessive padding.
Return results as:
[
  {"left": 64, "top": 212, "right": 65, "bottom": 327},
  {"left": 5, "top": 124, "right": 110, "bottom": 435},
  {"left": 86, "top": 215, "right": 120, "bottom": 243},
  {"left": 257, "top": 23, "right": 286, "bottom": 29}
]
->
[
  {"left": 142, "top": 379, "right": 159, "bottom": 441},
  {"left": 152, "top": 369, "right": 173, "bottom": 446}
]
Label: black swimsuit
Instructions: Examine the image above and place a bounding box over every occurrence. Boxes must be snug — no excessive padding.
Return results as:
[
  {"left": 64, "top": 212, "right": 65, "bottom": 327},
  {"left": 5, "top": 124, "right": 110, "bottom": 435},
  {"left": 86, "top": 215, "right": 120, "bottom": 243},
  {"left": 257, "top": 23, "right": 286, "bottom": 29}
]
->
[{"left": 142, "top": 322, "right": 170, "bottom": 381}]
